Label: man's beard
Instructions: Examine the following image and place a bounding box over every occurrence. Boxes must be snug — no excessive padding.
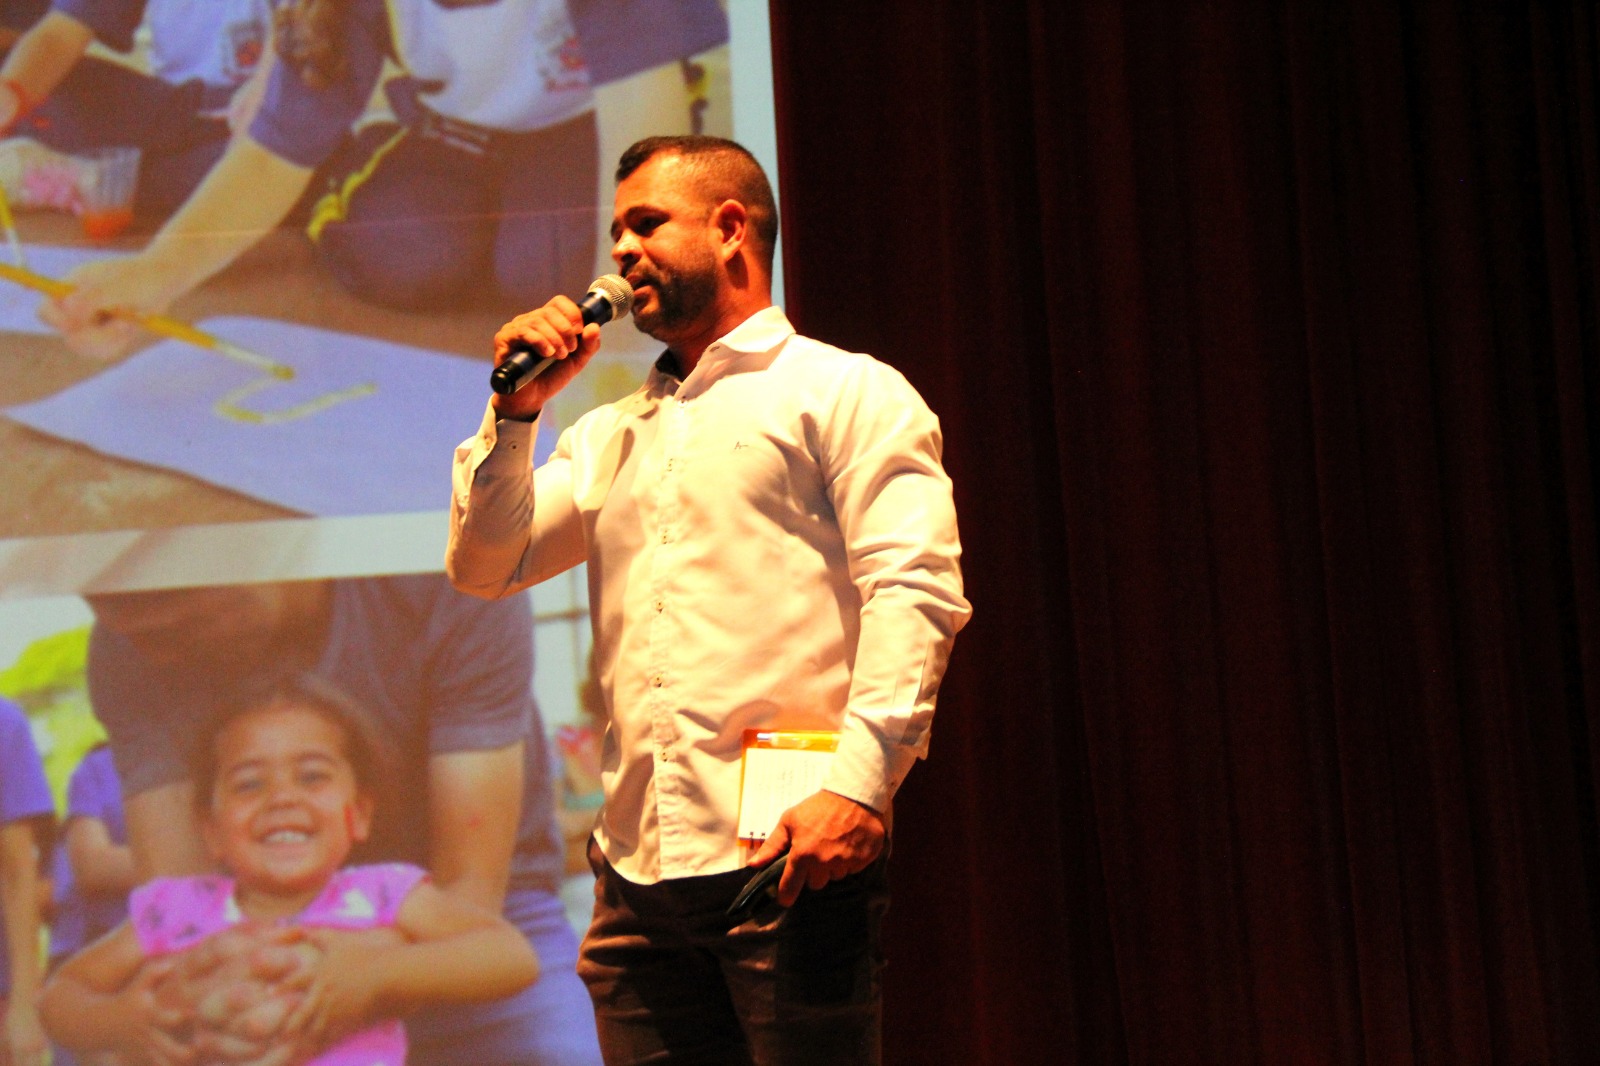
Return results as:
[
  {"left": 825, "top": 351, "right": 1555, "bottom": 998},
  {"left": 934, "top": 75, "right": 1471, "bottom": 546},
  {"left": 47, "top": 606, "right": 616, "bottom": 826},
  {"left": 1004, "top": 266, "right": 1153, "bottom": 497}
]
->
[{"left": 632, "top": 255, "right": 719, "bottom": 342}]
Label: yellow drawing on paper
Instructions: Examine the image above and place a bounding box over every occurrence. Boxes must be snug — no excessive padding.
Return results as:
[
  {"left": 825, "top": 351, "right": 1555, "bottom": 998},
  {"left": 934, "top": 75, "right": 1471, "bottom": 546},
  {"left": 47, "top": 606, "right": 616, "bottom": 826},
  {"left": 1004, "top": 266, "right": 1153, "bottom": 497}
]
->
[{"left": 214, "top": 375, "right": 377, "bottom": 425}]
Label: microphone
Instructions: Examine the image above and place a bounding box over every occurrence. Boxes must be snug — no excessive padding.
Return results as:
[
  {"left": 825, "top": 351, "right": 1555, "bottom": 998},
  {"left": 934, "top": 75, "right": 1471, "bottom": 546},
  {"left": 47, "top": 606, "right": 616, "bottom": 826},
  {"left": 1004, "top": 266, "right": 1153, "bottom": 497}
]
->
[{"left": 489, "top": 275, "right": 634, "bottom": 395}]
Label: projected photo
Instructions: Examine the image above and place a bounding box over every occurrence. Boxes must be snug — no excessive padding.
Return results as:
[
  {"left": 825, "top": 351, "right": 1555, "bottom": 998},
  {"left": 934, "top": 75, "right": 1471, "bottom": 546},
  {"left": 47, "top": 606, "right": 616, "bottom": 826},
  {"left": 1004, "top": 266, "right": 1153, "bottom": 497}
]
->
[
  {"left": 0, "top": 0, "right": 767, "bottom": 597},
  {"left": 0, "top": 5, "right": 782, "bottom": 1062},
  {"left": 0, "top": 572, "right": 609, "bottom": 1064}
]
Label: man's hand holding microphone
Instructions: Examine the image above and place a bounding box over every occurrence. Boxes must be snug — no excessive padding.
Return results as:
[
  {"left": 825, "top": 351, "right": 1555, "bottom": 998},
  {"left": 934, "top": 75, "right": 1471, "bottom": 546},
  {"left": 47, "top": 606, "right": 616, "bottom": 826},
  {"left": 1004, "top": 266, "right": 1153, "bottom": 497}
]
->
[{"left": 489, "top": 275, "right": 633, "bottom": 421}]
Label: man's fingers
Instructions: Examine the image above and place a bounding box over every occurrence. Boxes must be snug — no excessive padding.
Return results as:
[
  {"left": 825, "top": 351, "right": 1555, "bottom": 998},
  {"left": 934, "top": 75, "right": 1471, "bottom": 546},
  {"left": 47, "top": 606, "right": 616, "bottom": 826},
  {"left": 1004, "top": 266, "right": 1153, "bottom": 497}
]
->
[
  {"left": 548, "top": 293, "right": 585, "bottom": 328},
  {"left": 194, "top": 987, "right": 233, "bottom": 1028},
  {"left": 577, "top": 321, "right": 603, "bottom": 357},
  {"left": 537, "top": 316, "right": 576, "bottom": 355},
  {"left": 151, "top": 1002, "right": 192, "bottom": 1032},
  {"left": 144, "top": 956, "right": 179, "bottom": 983},
  {"left": 148, "top": 1026, "right": 197, "bottom": 1066},
  {"left": 775, "top": 851, "right": 806, "bottom": 907},
  {"left": 496, "top": 297, "right": 586, "bottom": 361},
  {"left": 236, "top": 1043, "right": 301, "bottom": 1066},
  {"left": 251, "top": 941, "right": 317, "bottom": 981},
  {"left": 749, "top": 825, "right": 788, "bottom": 868},
  {"left": 195, "top": 1028, "right": 267, "bottom": 1063},
  {"left": 181, "top": 924, "right": 255, "bottom": 975},
  {"left": 236, "top": 995, "right": 296, "bottom": 1041},
  {"left": 281, "top": 990, "right": 314, "bottom": 1036}
]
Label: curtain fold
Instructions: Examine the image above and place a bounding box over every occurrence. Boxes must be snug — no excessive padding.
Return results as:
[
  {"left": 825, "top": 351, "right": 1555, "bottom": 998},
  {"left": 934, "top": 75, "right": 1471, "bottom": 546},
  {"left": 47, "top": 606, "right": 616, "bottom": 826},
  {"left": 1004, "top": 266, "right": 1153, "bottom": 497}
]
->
[{"left": 771, "top": 3, "right": 1600, "bottom": 1062}]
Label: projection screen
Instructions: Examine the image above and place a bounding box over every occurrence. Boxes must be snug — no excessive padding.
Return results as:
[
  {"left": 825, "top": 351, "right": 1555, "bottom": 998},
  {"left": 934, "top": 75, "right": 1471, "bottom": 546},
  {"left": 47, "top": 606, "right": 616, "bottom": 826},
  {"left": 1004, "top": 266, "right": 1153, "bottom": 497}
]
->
[{"left": 0, "top": 1, "right": 781, "bottom": 1038}]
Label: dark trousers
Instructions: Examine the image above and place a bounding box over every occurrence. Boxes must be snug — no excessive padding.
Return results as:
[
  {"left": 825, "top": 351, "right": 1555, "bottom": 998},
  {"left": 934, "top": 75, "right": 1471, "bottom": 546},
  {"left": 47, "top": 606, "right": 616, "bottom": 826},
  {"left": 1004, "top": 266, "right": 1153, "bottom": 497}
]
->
[
  {"left": 307, "top": 108, "right": 599, "bottom": 311},
  {"left": 578, "top": 839, "right": 888, "bottom": 1066}
]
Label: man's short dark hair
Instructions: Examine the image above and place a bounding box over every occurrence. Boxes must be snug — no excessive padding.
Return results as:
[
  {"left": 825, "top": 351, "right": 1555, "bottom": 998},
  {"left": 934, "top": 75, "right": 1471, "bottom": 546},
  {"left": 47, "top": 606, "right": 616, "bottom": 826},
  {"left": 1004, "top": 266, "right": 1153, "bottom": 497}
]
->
[{"left": 616, "top": 135, "right": 779, "bottom": 270}]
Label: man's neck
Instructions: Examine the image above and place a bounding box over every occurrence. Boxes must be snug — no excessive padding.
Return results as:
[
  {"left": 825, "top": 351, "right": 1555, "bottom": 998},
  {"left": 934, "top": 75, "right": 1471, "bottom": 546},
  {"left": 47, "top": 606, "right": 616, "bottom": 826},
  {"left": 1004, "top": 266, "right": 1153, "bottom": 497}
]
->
[{"left": 666, "top": 299, "right": 774, "bottom": 376}]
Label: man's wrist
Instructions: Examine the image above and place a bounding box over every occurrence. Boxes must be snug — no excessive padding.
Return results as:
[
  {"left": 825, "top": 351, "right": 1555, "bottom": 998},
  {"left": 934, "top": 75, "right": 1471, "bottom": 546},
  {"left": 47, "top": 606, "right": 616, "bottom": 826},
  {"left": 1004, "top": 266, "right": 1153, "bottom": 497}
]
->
[{"left": 823, "top": 788, "right": 882, "bottom": 817}]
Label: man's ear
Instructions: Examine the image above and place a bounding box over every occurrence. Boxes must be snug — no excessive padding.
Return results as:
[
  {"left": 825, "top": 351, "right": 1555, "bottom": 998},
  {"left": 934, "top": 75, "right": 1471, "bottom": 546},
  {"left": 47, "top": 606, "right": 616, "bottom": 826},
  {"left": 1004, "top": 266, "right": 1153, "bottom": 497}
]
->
[{"left": 711, "top": 199, "right": 749, "bottom": 262}]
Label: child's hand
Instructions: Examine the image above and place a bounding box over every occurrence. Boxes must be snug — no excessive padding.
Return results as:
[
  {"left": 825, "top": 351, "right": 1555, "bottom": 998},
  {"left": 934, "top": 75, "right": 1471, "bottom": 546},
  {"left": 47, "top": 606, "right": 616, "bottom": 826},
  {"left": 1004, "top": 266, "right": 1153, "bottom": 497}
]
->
[
  {"left": 167, "top": 925, "right": 312, "bottom": 1064},
  {"left": 113, "top": 957, "right": 195, "bottom": 1066},
  {"left": 279, "top": 930, "right": 388, "bottom": 1052},
  {"left": 39, "top": 255, "right": 184, "bottom": 361}
]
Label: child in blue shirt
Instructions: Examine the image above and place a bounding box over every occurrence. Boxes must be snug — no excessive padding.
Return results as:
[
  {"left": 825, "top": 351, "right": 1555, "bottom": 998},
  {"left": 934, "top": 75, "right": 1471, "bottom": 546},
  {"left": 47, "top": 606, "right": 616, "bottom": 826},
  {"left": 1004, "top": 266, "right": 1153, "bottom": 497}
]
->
[{"left": 0, "top": 696, "right": 54, "bottom": 1066}]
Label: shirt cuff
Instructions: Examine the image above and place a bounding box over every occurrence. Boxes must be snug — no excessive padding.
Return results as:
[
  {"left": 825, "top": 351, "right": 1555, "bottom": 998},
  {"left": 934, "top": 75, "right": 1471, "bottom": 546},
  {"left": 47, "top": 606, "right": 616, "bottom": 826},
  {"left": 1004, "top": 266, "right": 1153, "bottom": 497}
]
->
[
  {"left": 821, "top": 734, "right": 920, "bottom": 815},
  {"left": 494, "top": 407, "right": 539, "bottom": 441},
  {"left": 469, "top": 403, "right": 541, "bottom": 469}
]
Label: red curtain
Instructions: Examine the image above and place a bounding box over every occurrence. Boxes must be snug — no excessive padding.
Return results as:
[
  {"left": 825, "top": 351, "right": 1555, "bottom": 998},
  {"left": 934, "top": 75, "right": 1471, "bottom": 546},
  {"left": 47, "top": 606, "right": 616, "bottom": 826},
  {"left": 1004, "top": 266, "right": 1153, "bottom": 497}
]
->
[{"left": 769, "top": 3, "right": 1600, "bottom": 1063}]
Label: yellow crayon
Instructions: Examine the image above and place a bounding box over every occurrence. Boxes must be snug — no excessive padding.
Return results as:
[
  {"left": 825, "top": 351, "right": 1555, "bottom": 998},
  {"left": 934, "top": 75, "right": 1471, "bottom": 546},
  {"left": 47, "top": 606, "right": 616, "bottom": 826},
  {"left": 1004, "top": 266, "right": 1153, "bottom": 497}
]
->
[
  {"left": 0, "top": 186, "right": 26, "bottom": 270},
  {"left": 0, "top": 259, "right": 293, "bottom": 379}
]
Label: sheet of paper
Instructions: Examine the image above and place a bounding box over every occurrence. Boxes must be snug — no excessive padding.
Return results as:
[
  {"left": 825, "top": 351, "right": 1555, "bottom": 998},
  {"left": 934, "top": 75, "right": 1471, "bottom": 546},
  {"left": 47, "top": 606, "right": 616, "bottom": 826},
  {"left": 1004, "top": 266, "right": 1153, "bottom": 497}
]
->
[
  {"left": 0, "top": 243, "right": 130, "bottom": 333},
  {"left": 5, "top": 315, "right": 551, "bottom": 517},
  {"left": 737, "top": 746, "right": 835, "bottom": 841}
]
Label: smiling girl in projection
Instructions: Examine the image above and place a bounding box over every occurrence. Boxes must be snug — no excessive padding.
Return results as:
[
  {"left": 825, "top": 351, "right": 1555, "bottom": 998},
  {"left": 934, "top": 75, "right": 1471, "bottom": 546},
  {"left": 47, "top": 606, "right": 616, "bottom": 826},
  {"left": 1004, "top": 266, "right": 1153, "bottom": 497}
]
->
[{"left": 38, "top": 675, "right": 539, "bottom": 1066}]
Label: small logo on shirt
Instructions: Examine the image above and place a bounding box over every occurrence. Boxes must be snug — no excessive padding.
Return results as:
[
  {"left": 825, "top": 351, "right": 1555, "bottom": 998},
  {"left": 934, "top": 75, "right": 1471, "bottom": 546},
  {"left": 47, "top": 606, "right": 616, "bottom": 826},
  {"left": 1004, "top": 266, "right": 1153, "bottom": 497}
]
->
[{"left": 225, "top": 20, "right": 265, "bottom": 82}]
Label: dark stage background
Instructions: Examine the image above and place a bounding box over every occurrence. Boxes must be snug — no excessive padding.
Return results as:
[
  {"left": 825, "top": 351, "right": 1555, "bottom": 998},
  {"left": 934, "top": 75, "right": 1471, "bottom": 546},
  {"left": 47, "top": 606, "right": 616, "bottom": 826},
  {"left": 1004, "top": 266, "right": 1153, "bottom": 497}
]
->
[{"left": 769, "top": 3, "right": 1600, "bottom": 1063}]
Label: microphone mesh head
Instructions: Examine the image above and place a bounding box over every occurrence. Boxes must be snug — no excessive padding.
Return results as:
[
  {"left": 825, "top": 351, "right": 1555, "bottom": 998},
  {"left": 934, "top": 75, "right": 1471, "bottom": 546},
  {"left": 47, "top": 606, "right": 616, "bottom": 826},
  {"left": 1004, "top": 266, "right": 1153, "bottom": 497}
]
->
[{"left": 590, "top": 274, "right": 634, "bottom": 319}]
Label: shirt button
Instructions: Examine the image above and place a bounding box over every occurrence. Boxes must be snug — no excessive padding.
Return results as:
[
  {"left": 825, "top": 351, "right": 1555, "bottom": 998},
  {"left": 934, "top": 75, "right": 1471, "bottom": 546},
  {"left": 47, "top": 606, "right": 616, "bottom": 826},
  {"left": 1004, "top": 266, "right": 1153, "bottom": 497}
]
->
[
  {"left": 653, "top": 599, "right": 664, "bottom": 612},
  {"left": 652, "top": 675, "right": 663, "bottom": 687},
  {"left": 660, "top": 531, "right": 670, "bottom": 543}
]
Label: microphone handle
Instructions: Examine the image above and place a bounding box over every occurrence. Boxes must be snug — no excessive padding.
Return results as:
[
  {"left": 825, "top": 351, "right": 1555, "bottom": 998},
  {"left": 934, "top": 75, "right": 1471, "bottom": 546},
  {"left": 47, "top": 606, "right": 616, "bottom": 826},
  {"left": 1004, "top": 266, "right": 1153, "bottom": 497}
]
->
[
  {"left": 489, "top": 289, "right": 616, "bottom": 396},
  {"left": 489, "top": 348, "right": 557, "bottom": 394}
]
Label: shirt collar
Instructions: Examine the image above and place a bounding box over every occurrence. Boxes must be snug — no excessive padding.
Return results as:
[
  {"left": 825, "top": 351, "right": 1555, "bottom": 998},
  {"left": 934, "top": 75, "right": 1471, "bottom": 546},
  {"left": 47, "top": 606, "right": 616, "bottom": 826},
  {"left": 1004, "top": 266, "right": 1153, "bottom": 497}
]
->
[{"left": 647, "top": 306, "right": 795, "bottom": 388}]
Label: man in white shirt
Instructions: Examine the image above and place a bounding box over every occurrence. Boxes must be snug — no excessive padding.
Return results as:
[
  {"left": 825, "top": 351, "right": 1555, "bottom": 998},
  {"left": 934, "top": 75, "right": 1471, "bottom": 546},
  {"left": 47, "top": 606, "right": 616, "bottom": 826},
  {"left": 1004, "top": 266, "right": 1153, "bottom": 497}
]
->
[{"left": 448, "top": 135, "right": 970, "bottom": 1065}]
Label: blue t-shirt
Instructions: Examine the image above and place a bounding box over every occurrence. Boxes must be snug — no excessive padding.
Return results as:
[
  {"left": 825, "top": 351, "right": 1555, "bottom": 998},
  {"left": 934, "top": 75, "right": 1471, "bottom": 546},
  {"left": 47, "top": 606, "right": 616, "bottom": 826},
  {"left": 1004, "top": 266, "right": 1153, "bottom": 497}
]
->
[
  {"left": 0, "top": 697, "right": 53, "bottom": 996},
  {"left": 49, "top": 745, "right": 127, "bottom": 960},
  {"left": 567, "top": 0, "right": 727, "bottom": 85},
  {"left": 248, "top": 0, "right": 728, "bottom": 168},
  {"left": 87, "top": 573, "right": 564, "bottom": 896},
  {"left": 53, "top": 0, "right": 270, "bottom": 90}
]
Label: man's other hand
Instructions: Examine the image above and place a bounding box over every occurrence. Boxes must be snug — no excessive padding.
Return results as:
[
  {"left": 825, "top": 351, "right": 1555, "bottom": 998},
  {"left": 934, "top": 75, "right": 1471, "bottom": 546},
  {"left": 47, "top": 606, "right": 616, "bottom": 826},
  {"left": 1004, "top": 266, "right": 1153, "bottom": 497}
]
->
[{"left": 748, "top": 790, "right": 885, "bottom": 907}]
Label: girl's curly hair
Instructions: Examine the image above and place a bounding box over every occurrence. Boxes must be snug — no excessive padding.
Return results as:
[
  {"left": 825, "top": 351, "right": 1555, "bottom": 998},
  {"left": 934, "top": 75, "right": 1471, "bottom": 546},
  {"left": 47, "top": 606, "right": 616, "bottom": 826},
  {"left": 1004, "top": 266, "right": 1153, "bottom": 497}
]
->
[{"left": 190, "top": 673, "right": 396, "bottom": 861}]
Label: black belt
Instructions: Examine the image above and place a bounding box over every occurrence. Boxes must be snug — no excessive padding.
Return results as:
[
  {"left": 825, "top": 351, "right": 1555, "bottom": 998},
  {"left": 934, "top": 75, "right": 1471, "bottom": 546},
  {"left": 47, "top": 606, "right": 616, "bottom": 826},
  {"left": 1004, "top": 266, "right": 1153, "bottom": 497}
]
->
[{"left": 413, "top": 106, "right": 498, "bottom": 157}]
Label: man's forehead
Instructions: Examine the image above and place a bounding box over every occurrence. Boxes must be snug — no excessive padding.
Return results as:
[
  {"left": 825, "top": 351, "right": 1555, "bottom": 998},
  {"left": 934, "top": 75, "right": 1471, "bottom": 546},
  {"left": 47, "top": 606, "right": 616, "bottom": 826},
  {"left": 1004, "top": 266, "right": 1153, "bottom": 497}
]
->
[{"left": 613, "top": 154, "right": 701, "bottom": 217}]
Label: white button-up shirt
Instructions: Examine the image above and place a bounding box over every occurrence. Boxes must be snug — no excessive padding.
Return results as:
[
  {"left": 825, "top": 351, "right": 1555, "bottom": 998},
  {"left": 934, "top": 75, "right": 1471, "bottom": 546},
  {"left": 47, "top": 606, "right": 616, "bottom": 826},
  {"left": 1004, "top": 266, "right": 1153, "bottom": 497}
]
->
[{"left": 448, "top": 307, "right": 970, "bottom": 883}]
